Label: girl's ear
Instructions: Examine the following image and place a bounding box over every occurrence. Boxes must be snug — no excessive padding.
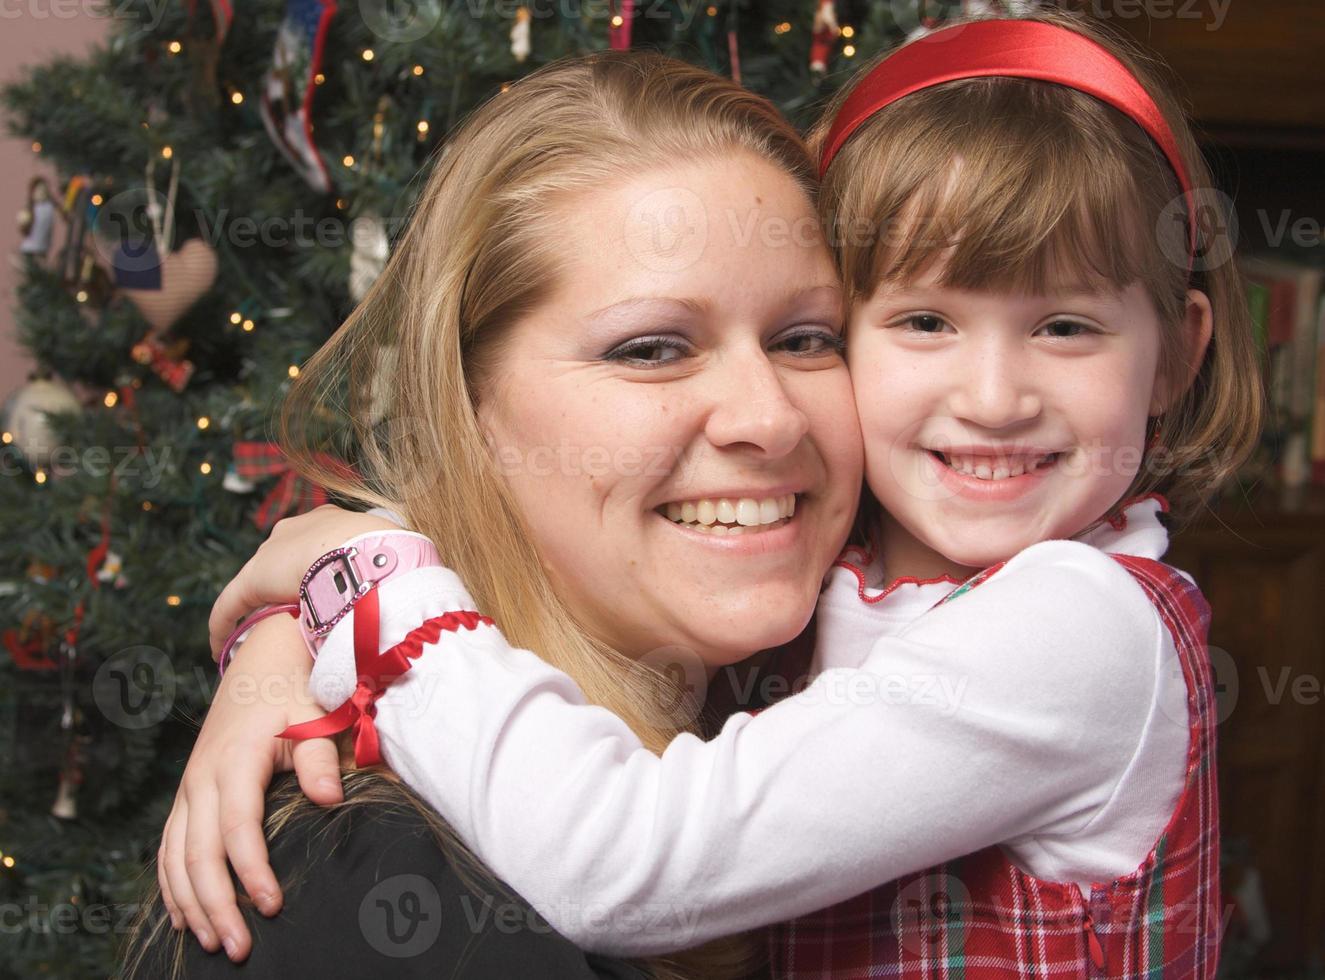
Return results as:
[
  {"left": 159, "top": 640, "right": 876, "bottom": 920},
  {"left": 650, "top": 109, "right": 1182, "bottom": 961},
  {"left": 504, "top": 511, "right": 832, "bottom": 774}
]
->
[{"left": 1151, "top": 288, "right": 1213, "bottom": 415}]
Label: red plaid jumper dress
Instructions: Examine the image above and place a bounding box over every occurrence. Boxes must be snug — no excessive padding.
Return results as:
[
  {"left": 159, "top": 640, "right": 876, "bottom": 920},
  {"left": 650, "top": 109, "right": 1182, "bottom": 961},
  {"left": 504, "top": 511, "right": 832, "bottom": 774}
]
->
[{"left": 768, "top": 554, "right": 1222, "bottom": 979}]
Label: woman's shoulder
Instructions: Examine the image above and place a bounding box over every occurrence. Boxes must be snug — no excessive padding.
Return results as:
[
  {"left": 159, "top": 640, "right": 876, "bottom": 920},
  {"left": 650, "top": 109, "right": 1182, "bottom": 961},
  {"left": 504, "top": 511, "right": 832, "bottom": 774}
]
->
[{"left": 165, "top": 776, "right": 650, "bottom": 979}]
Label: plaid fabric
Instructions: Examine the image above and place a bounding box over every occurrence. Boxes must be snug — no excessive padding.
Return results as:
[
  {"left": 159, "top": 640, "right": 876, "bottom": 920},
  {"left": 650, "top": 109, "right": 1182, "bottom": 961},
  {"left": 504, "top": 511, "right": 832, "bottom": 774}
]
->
[{"left": 770, "top": 555, "right": 1221, "bottom": 978}]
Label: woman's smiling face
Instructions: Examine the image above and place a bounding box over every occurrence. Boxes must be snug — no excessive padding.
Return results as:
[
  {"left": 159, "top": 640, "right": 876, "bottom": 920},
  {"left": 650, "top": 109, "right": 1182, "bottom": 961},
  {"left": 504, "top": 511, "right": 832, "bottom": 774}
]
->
[{"left": 477, "top": 153, "right": 863, "bottom": 669}]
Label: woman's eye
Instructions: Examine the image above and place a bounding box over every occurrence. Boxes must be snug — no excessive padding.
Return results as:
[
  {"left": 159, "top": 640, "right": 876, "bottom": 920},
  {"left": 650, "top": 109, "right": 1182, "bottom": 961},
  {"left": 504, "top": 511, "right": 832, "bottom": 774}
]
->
[
  {"left": 776, "top": 330, "right": 846, "bottom": 356},
  {"left": 603, "top": 337, "right": 689, "bottom": 366},
  {"left": 1036, "top": 319, "right": 1093, "bottom": 339}
]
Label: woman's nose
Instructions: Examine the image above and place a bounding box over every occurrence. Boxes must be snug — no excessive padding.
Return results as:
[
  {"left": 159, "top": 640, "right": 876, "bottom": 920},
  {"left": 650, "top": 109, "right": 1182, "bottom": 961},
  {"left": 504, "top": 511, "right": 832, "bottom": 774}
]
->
[
  {"left": 948, "top": 348, "right": 1042, "bottom": 430},
  {"left": 703, "top": 353, "right": 809, "bottom": 458}
]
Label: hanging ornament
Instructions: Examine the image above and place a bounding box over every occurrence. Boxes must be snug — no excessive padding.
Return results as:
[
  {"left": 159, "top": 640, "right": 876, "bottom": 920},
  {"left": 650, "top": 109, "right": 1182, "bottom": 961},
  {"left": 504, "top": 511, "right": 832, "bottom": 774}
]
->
[
  {"left": 810, "top": 0, "right": 841, "bottom": 76},
  {"left": 349, "top": 214, "right": 389, "bottom": 303},
  {"left": 231, "top": 440, "right": 353, "bottom": 530},
  {"left": 118, "top": 155, "right": 218, "bottom": 337},
  {"left": 259, "top": 0, "right": 338, "bottom": 194},
  {"left": 95, "top": 550, "right": 128, "bottom": 589},
  {"left": 1, "top": 610, "right": 60, "bottom": 672},
  {"left": 609, "top": 0, "right": 634, "bottom": 49},
  {"left": 57, "top": 176, "right": 115, "bottom": 308},
  {"left": 222, "top": 462, "right": 257, "bottom": 493},
  {"left": 511, "top": 6, "right": 531, "bottom": 63},
  {"left": 184, "top": 0, "right": 235, "bottom": 45},
  {"left": 131, "top": 334, "right": 196, "bottom": 392},
  {"left": 17, "top": 177, "right": 57, "bottom": 258},
  {"left": 51, "top": 643, "right": 84, "bottom": 821},
  {"left": 727, "top": 20, "right": 741, "bottom": 84},
  {"left": 3, "top": 377, "right": 80, "bottom": 469}
]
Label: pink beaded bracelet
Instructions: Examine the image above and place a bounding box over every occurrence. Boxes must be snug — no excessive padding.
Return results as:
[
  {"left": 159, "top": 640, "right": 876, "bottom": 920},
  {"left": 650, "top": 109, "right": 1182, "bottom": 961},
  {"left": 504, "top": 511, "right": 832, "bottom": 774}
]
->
[{"left": 217, "top": 603, "right": 301, "bottom": 678}]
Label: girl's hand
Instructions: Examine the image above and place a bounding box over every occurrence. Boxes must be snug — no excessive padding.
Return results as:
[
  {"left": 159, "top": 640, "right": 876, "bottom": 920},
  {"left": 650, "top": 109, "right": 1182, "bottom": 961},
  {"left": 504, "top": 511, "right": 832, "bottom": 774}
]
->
[
  {"left": 208, "top": 504, "right": 400, "bottom": 659},
  {"left": 160, "top": 612, "right": 342, "bottom": 962}
]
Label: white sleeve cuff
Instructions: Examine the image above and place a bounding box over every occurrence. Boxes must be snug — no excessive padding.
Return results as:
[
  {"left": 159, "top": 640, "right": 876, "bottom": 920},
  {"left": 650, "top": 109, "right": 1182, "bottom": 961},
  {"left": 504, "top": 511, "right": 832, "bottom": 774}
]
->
[{"left": 308, "top": 565, "right": 479, "bottom": 711}]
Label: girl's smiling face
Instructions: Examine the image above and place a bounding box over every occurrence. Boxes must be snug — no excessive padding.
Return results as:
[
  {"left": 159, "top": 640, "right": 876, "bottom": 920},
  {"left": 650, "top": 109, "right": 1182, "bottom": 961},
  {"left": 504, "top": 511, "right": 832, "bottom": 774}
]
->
[
  {"left": 847, "top": 263, "right": 1211, "bottom": 581},
  {"left": 478, "top": 152, "right": 863, "bottom": 670}
]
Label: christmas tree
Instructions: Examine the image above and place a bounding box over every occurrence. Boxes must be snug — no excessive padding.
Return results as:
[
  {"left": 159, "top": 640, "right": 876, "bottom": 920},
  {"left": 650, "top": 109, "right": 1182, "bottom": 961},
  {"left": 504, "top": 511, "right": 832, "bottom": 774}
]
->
[{"left": 0, "top": 1, "right": 995, "bottom": 975}]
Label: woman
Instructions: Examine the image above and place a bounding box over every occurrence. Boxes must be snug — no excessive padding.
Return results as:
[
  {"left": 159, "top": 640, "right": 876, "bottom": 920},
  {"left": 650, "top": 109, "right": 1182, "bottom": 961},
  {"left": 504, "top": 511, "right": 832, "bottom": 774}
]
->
[{"left": 123, "top": 49, "right": 862, "bottom": 978}]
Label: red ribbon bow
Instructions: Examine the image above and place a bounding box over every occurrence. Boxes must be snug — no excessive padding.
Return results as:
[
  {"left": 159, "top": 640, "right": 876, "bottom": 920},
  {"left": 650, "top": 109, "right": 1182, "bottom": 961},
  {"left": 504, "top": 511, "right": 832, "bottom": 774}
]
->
[
  {"left": 231, "top": 441, "right": 352, "bottom": 531},
  {"left": 278, "top": 585, "right": 494, "bottom": 767}
]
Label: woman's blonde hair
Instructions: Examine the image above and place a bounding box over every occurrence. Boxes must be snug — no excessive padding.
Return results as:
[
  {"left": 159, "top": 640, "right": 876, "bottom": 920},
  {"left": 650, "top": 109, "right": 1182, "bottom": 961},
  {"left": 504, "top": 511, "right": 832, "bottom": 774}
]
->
[
  {"left": 808, "top": 9, "right": 1263, "bottom": 522},
  {"left": 125, "top": 50, "right": 822, "bottom": 980}
]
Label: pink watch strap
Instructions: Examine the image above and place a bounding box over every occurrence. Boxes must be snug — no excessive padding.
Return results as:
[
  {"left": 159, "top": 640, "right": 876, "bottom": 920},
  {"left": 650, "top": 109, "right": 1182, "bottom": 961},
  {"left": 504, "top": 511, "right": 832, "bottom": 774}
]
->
[{"left": 298, "top": 531, "right": 442, "bottom": 653}]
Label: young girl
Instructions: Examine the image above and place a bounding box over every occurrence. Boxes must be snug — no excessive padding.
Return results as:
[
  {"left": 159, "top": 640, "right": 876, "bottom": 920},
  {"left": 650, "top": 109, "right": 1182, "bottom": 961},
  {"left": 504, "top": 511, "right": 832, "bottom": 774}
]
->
[{"left": 190, "top": 11, "right": 1262, "bottom": 976}]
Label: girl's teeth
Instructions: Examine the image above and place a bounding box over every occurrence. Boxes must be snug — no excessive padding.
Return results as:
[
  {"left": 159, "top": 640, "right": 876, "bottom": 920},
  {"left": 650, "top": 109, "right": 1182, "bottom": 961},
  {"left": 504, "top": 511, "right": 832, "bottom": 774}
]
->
[
  {"left": 938, "top": 452, "right": 1055, "bottom": 480},
  {"left": 661, "top": 494, "right": 797, "bottom": 532}
]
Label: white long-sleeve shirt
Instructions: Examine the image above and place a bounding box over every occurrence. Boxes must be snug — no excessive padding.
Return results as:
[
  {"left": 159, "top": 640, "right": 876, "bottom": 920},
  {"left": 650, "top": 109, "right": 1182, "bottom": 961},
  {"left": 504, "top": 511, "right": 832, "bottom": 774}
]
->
[{"left": 309, "top": 498, "right": 1190, "bottom": 956}]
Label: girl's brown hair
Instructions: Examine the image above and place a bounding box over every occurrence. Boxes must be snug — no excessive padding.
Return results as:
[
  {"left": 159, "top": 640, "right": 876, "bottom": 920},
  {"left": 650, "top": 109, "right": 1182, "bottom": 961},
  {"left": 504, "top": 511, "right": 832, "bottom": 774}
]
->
[
  {"left": 122, "top": 49, "right": 823, "bottom": 980},
  {"left": 808, "top": 9, "right": 1263, "bottom": 521}
]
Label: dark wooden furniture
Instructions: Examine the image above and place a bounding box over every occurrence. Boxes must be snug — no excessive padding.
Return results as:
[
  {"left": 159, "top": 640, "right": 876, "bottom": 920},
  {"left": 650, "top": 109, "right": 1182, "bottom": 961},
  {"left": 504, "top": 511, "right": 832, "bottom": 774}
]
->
[{"left": 1168, "top": 491, "right": 1325, "bottom": 968}]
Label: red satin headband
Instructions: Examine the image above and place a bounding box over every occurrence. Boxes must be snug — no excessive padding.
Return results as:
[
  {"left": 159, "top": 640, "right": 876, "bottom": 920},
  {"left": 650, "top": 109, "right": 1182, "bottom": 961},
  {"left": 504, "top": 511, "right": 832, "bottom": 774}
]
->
[{"left": 819, "top": 19, "right": 1198, "bottom": 265}]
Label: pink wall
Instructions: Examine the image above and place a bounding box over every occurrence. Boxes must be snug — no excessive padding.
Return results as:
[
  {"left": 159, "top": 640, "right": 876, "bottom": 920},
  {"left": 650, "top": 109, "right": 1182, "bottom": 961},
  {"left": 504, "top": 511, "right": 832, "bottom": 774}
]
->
[{"left": 0, "top": 13, "right": 109, "bottom": 400}]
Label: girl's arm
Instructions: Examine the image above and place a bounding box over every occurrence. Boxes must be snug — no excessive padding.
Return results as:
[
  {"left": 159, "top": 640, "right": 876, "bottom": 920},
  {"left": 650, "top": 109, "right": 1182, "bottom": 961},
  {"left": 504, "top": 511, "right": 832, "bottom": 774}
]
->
[{"left": 309, "top": 539, "right": 1170, "bottom": 955}]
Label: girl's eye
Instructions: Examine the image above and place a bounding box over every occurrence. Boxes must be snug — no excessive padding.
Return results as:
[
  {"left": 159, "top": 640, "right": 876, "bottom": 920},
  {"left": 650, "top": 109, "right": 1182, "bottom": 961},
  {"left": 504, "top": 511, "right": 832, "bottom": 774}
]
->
[
  {"left": 603, "top": 337, "right": 689, "bottom": 367},
  {"left": 899, "top": 314, "right": 951, "bottom": 334},
  {"left": 1036, "top": 319, "right": 1095, "bottom": 339},
  {"left": 775, "top": 329, "right": 847, "bottom": 357}
]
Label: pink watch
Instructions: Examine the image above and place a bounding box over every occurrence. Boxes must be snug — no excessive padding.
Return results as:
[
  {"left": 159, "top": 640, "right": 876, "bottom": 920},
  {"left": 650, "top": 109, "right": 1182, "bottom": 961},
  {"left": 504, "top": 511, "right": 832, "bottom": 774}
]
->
[{"left": 298, "top": 531, "right": 442, "bottom": 654}]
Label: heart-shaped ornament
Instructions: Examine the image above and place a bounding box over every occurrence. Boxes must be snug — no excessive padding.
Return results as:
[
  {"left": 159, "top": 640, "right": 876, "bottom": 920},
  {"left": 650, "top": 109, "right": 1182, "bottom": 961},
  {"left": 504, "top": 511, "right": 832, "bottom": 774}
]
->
[{"left": 121, "top": 238, "right": 218, "bottom": 334}]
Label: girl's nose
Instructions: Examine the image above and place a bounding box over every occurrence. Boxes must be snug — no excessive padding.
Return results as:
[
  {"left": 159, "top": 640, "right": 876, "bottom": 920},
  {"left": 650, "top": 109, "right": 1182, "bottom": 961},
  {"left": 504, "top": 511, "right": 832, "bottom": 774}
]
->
[
  {"left": 703, "top": 353, "right": 810, "bottom": 458},
  {"left": 948, "top": 348, "right": 1042, "bottom": 430}
]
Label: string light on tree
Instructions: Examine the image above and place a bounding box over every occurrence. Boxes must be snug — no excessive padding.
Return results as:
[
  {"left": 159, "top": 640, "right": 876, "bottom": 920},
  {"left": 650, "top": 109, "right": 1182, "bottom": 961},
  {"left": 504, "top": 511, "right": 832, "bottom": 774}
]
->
[
  {"left": 242, "top": 319, "right": 255, "bottom": 332},
  {"left": 362, "top": 48, "right": 374, "bottom": 62},
  {"left": 230, "top": 91, "right": 244, "bottom": 105},
  {"left": 288, "top": 365, "right": 300, "bottom": 378},
  {"left": 412, "top": 64, "right": 424, "bottom": 76},
  {"left": 196, "top": 416, "right": 210, "bottom": 430},
  {"left": 230, "top": 311, "right": 242, "bottom": 325},
  {"left": 168, "top": 40, "right": 182, "bottom": 54},
  {"left": 103, "top": 392, "right": 118, "bottom": 408},
  {"left": 200, "top": 462, "right": 212, "bottom": 475},
  {"left": 166, "top": 595, "right": 181, "bottom": 606}
]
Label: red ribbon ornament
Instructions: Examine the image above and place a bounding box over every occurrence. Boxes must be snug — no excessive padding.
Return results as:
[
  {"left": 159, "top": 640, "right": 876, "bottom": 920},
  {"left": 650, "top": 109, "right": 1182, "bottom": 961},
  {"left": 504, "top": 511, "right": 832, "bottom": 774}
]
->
[{"left": 231, "top": 441, "right": 354, "bottom": 531}]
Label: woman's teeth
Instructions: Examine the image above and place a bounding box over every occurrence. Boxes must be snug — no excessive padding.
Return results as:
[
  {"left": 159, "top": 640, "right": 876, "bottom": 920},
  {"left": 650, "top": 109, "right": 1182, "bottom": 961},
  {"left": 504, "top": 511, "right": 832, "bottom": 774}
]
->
[
  {"left": 660, "top": 494, "right": 796, "bottom": 535},
  {"left": 933, "top": 451, "right": 1058, "bottom": 481}
]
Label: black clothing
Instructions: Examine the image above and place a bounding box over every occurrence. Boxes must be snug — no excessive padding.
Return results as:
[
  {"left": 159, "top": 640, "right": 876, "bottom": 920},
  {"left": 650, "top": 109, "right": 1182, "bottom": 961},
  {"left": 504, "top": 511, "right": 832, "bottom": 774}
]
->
[{"left": 131, "top": 779, "right": 650, "bottom": 979}]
